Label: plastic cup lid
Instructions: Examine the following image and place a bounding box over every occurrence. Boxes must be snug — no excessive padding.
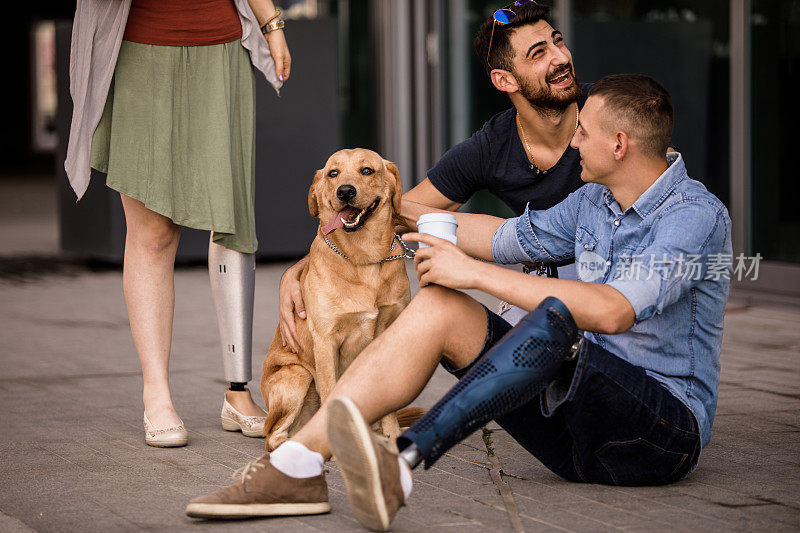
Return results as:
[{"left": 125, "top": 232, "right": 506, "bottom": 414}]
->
[{"left": 417, "top": 212, "right": 458, "bottom": 225}]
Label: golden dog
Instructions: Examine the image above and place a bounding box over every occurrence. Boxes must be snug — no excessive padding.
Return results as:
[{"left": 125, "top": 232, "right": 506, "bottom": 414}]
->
[{"left": 260, "top": 149, "right": 411, "bottom": 451}]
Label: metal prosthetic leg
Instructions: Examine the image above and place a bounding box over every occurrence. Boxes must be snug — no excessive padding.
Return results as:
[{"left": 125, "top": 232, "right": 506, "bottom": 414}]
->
[
  {"left": 208, "top": 240, "right": 255, "bottom": 384},
  {"left": 398, "top": 296, "right": 580, "bottom": 469}
]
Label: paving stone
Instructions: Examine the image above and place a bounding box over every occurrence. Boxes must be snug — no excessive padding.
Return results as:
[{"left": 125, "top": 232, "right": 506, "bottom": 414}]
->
[{"left": 0, "top": 511, "right": 37, "bottom": 533}]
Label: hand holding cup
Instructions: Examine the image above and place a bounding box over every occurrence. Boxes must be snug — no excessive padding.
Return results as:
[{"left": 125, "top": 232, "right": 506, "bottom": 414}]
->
[{"left": 403, "top": 213, "right": 479, "bottom": 289}]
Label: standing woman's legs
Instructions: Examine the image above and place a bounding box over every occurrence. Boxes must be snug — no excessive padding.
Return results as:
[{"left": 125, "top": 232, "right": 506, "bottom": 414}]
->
[
  {"left": 208, "top": 239, "right": 267, "bottom": 419},
  {"left": 120, "top": 194, "right": 183, "bottom": 428}
]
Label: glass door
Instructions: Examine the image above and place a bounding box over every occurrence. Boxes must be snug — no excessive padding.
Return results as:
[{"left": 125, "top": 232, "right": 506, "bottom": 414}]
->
[{"left": 749, "top": 0, "right": 800, "bottom": 264}]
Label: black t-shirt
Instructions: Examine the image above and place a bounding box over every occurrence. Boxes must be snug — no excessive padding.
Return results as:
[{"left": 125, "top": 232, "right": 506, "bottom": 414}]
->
[{"left": 428, "top": 83, "right": 592, "bottom": 216}]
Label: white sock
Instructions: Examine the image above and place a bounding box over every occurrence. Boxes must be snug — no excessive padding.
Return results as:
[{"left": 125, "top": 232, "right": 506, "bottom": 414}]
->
[
  {"left": 397, "top": 456, "right": 413, "bottom": 500},
  {"left": 269, "top": 440, "right": 325, "bottom": 478}
]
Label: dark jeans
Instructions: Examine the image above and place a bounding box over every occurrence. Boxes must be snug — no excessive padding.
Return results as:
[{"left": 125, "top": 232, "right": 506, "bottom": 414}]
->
[{"left": 443, "top": 307, "right": 702, "bottom": 486}]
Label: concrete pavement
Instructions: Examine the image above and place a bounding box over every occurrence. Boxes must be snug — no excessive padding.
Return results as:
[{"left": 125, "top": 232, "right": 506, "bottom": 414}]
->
[
  {"left": 1, "top": 260, "right": 799, "bottom": 532},
  {"left": 0, "top": 175, "right": 798, "bottom": 531}
]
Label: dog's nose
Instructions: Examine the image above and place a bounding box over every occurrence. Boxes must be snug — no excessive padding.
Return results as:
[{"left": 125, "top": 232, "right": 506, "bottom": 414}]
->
[{"left": 336, "top": 185, "right": 357, "bottom": 202}]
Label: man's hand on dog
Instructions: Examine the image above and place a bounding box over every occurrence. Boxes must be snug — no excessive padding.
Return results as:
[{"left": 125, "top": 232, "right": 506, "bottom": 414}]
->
[
  {"left": 404, "top": 233, "right": 479, "bottom": 290},
  {"left": 278, "top": 260, "right": 307, "bottom": 353}
]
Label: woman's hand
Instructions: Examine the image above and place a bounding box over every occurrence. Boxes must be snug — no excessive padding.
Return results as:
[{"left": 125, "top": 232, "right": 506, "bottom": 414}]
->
[
  {"left": 266, "top": 29, "right": 291, "bottom": 82},
  {"left": 403, "top": 233, "right": 482, "bottom": 290}
]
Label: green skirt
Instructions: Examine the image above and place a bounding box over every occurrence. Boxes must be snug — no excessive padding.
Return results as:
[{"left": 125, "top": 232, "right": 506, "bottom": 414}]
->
[{"left": 91, "top": 38, "right": 258, "bottom": 253}]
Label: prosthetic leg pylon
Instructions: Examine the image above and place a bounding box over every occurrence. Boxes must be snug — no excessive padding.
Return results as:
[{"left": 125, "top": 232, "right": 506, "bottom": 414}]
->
[{"left": 208, "top": 240, "right": 255, "bottom": 384}]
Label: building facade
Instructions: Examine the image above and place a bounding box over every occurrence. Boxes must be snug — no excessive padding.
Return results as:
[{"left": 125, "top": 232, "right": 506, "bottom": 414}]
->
[
  {"left": 346, "top": 0, "right": 798, "bottom": 299},
  {"left": 15, "top": 0, "right": 799, "bottom": 298}
]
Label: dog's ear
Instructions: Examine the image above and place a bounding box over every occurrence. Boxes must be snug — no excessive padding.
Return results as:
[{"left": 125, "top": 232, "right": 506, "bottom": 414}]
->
[
  {"left": 308, "top": 169, "right": 323, "bottom": 218},
  {"left": 384, "top": 160, "right": 403, "bottom": 218}
]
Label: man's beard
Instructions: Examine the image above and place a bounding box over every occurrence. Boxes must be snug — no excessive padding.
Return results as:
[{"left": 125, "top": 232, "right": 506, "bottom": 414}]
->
[{"left": 517, "top": 65, "right": 581, "bottom": 114}]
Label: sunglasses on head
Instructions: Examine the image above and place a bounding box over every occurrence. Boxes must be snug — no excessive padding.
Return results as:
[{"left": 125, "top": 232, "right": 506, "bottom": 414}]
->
[{"left": 486, "top": 0, "right": 538, "bottom": 70}]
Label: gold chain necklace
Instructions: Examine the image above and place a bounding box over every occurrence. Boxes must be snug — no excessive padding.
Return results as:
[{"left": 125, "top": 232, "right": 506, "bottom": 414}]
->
[{"left": 517, "top": 103, "right": 579, "bottom": 171}]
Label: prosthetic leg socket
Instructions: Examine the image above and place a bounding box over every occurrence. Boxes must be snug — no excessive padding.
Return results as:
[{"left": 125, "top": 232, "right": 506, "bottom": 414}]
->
[
  {"left": 398, "top": 296, "right": 580, "bottom": 468},
  {"left": 209, "top": 240, "right": 255, "bottom": 384}
]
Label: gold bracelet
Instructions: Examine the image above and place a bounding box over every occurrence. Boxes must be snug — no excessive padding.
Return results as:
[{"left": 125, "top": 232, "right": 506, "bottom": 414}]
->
[
  {"left": 259, "top": 9, "right": 281, "bottom": 31},
  {"left": 262, "top": 19, "right": 285, "bottom": 34}
]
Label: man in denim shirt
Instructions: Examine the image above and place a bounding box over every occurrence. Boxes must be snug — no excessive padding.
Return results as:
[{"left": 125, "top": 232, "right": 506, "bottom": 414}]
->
[{"left": 188, "top": 74, "right": 731, "bottom": 530}]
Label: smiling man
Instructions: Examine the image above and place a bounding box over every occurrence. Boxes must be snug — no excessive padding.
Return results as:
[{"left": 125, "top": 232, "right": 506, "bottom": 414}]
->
[
  {"left": 187, "top": 74, "right": 731, "bottom": 531},
  {"left": 415, "top": 0, "right": 583, "bottom": 217},
  {"left": 277, "top": 1, "right": 587, "bottom": 350}
]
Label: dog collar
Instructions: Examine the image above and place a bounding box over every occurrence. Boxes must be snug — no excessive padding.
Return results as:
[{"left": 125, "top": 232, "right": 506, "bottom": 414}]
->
[{"left": 321, "top": 233, "right": 415, "bottom": 263}]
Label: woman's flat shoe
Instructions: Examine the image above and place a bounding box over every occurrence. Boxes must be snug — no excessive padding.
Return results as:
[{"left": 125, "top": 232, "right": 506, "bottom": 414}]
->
[
  {"left": 143, "top": 413, "right": 188, "bottom": 447},
  {"left": 221, "top": 398, "right": 267, "bottom": 438}
]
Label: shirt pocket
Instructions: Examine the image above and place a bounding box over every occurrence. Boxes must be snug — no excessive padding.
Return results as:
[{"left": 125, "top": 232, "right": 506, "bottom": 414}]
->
[
  {"left": 576, "top": 226, "right": 599, "bottom": 253},
  {"left": 575, "top": 226, "right": 607, "bottom": 282}
]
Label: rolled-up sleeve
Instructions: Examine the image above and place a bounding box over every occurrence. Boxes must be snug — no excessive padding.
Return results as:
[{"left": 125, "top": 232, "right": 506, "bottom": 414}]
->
[
  {"left": 490, "top": 186, "right": 584, "bottom": 264},
  {"left": 608, "top": 201, "right": 731, "bottom": 323},
  {"left": 491, "top": 218, "right": 530, "bottom": 264}
]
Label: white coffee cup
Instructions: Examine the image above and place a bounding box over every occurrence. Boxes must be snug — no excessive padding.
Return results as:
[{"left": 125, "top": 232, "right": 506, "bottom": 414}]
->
[{"left": 417, "top": 213, "right": 458, "bottom": 248}]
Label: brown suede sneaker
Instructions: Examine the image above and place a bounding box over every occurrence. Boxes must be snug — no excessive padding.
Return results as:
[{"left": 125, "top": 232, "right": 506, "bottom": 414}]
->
[
  {"left": 185, "top": 454, "right": 331, "bottom": 519},
  {"left": 327, "top": 397, "right": 405, "bottom": 531}
]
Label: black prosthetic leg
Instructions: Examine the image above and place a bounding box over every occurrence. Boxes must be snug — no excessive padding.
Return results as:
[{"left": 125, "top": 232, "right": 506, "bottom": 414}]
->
[{"left": 398, "top": 296, "right": 581, "bottom": 468}]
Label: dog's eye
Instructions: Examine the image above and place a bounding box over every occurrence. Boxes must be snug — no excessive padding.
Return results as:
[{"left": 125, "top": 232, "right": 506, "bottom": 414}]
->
[
  {"left": 361, "top": 167, "right": 374, "bottom": 175},
  {"left": 327, "top": 170, "right": 339, "bottom": 178}
]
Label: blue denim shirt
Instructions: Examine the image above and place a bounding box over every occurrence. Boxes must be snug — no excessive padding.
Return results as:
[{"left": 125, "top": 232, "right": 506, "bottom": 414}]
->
[{"left": 491, "top": 153, "right": 731, "bottom": 447}]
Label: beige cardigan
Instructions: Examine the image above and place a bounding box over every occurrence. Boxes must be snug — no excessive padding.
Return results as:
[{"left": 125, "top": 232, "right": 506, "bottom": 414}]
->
[{"left": 64, "top": 0, "right": 282, "bottom": 200}]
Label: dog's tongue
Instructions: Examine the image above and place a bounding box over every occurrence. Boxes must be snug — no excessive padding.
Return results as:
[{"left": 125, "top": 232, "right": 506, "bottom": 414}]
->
[{"left": 321, "top": 206, "right": 359, "bottom": 235}]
